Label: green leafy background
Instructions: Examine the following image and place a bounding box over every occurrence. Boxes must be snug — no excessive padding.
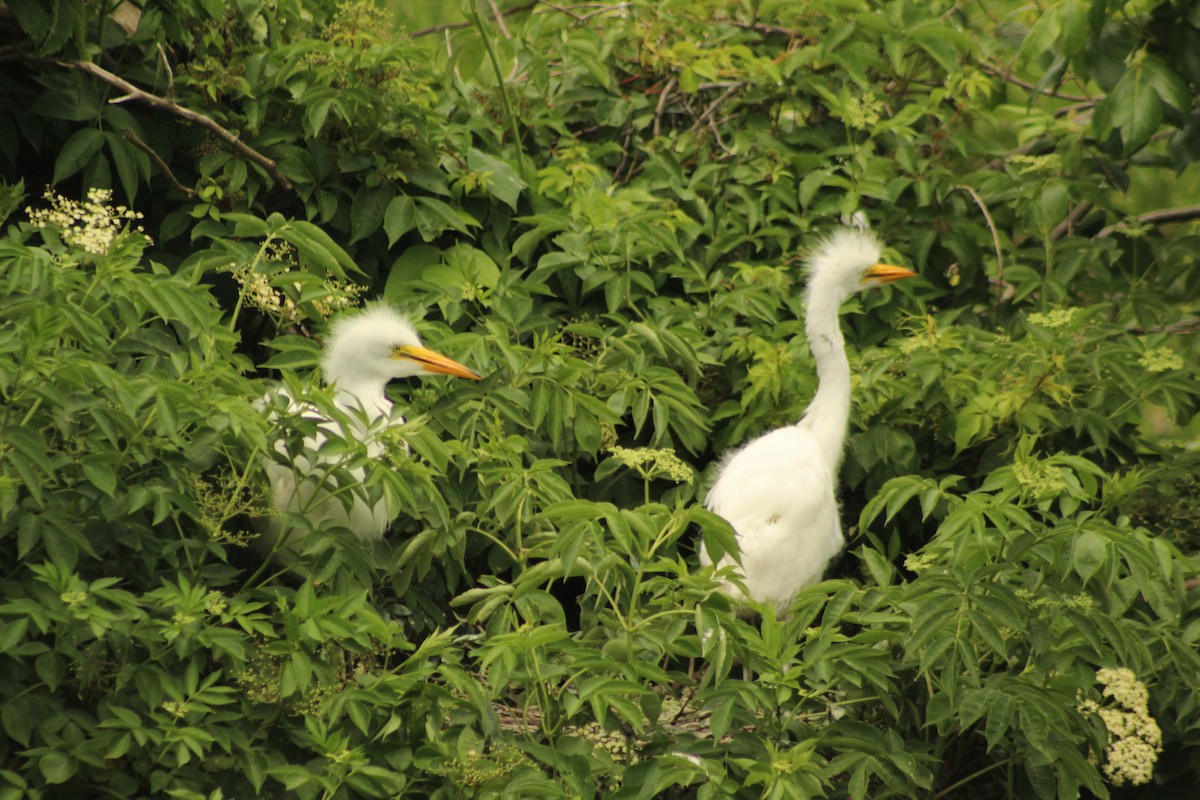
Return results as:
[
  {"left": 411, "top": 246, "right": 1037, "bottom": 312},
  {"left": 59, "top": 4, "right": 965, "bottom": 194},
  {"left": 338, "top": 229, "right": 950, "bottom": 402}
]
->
[{"left": 0, "top": 0, "right": 1198, "bottom": 798}]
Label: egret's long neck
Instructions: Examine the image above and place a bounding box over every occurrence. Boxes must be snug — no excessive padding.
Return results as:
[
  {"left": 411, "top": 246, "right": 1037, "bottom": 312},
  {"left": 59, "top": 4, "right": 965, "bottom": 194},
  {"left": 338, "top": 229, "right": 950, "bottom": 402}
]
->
[
  {"left": 325, "top": 364, "right": 392, "bottom": 419},
  {"left": 802, "top": 294, "right": 852, "bottom": 470}
]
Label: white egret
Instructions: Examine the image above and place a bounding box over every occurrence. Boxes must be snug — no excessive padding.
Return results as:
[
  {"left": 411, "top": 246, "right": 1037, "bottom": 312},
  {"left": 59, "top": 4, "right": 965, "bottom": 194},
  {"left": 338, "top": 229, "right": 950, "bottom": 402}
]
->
[
  {"left": 700, "top": 227, "right": 915, "bottom": 611},
  {"left": 260, "top": 304, "right": 480, "bottom": 560}
]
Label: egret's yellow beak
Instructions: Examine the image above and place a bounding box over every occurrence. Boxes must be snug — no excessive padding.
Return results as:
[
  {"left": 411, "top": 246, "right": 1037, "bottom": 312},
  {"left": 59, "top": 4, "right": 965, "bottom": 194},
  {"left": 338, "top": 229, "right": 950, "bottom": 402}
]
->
[
  {"left": 393, "top": 345, "right": 482, "bottom": 380},
  {"left": 865, "top": 263, "right": 917, "bottom": 284}
]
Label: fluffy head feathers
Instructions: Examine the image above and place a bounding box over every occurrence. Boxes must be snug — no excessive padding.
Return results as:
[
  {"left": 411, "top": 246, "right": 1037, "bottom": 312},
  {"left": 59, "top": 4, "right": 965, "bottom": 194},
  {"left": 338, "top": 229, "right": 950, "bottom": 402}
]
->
[
  {"left": 321, "top": 304, "right": 421, "bottom": 386},
  {"left": 806, "top": 227, "right": 886, "bottom": 300}
]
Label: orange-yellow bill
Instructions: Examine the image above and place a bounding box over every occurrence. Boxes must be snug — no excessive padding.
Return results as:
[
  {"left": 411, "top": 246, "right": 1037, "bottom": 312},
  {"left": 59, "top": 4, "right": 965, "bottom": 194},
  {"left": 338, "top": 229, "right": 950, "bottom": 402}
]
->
[
  {"left": 866, "top": 263, "right": 917, "bottom": 284},
  {"left": 393, "top": 345, "right": 482, "bottom": 380}
]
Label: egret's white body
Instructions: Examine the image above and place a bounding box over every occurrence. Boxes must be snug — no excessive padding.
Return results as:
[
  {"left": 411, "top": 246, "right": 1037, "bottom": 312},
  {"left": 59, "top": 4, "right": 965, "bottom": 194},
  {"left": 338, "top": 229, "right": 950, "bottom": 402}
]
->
[
  {"left": 701, "top": 228, "right": 914, "bottom": 611},
  {"left": 260, "top": 305, "right": 480, "bottom": 559}
]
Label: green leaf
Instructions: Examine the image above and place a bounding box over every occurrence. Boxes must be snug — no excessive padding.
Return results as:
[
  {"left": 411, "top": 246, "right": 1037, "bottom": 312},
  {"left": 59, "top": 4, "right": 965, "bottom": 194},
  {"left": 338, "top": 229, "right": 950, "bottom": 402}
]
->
[
  {"left": 1141, "top": 57, "right": 1191, "bottom": 116},
  {"left": 467, "top": 149, "right": 524, "bottom": 210},
  {"left": 349, "top": 184, "right": 394, "bottom": 245},
  {"left": 38, "top": 752, "right": 75, "bottom": 785},
  {"left": 280, "top": 220, "right": 361, "bottom": 278},
  {"left": 383, "top": 195, "right": 416, "bottom": 247},
  {"left": 1098, "top": 66, "right": 1164, "bottom": 155},
  {"left": 1071, "top": 530, "right": 1106, "bottom": 584},
  {"left": 425, "top": 243, "right": 500, "bottom": 289},
  {"left": 52, "top": 128, "right": 105, "bottom": 186},
  {"left": 104, "top": 131, "right": 147, "bottom": 204},
  {"left": 414, "top": 196, "right": 480, "bottom": 240},
  {"left": 81, "top": 457, "right": 117, "bottom": 496}
]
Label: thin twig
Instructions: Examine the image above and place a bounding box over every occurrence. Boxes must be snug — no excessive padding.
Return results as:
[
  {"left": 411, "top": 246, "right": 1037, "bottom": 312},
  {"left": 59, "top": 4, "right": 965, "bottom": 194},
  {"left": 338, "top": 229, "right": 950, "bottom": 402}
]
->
[
  {"left": 613, "top": 125, "right": 636, "bottom": 183},
  {"left": 653, "top": 77, "right": 677, "bottom": 138},
  {"left": 688, "top": 84, "right": 743, "bottom": 132},
  {"left": 411, "top": 1, "right": 536, "bottom": 37},
  {"left": 577, "top": 1, "right": 632, "bottom": 22},
  {"left": 726, "top": 20, "right": 804, "bottom": 38},
  {"left": 984, "top": 139, "right": 1041, "bottom": 172},
  {"left": 952, "top": 184, "right": 1006, "bottom": 303},
  {"left": 1096, "top": 204, "right": 1200, "bottom": 238},
  {"left": 534, "top": 0, "right": 583, "bottom": 22},
  {"left": 155, "top": 42, "right": 175, "bottom": 99},
  {"left": 979, "top": 61, "right": 1091, "bottom": 102},
  {"left": 487, "top": 0, "right": 512, "bottom": 38},
  {"left": 51, "top": 58, "right": 294, "bottom": 191},
  {"left": 1050, "top": 200, "right": 1092, "bottom": 240},
  {"left": 119, "top": 129, "right": 195, "bottom": 197}
]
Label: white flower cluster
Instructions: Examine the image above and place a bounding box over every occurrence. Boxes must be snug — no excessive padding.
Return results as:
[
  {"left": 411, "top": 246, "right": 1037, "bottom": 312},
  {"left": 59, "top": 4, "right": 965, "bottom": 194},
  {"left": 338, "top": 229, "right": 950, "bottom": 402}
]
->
[
  {"left": 231, "top": 264, "right": 365, "bottom": 324},
  {"left": 898, "top": 329, "right": 941, "bottom": 355},
  {"left": 841, "top": 93, "right": 885, "bottom": 129},
  {"left": 1077, "top": 667, "right": 1162, "bottom": 786},
  {"left": 26, "top": 187, "right": 148, "bottom": 255},
  {"left": 610, "top": 446, "right": 694, "bottom": 484},
  {"left": 1137, "top": 346, "right": 1183, "bottom": 373},
  {"left": 1006, "top": 153, "right": 1063, "bottom": 176},
  {"left": 1011, "top": 458, "right": 1067, "bottom": 499},
  {"left": 1027, "top": 307, "right": 1079, "bottom": 329},
  {"left": 903, "top": 552, "right": 937, "bottom": 575}
]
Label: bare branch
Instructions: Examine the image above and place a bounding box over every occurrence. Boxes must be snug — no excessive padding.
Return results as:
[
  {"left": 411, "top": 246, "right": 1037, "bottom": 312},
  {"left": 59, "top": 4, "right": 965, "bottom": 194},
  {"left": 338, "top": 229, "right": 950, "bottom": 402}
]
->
[
  {"left": 688, "top": 84, "right": 743, "bottom": 133},
  {"left": 487, "top": 0, "right": 512, "bottom": 38},
  {"left": 51, "top": 58, "right": 294, "bottom": 192},
  {"left": 726, "top": 20, "right": 806, "bottom": 38},
  {"left": 411, "top": 1, "right": 535, "bottom": 37},
  {"left": 1051, "top": 201, "right": 1092, "bottom": 241},
  {"left": 653, "top": 77, "right": 677, "bottom": 139},
  {"left": 979, "top": 61, "right": 1092, "bottom": 102},
  {"left": 1097, "top": 204, "right": 1200, "bottom": 238},
  {"left": 119, "top": 129, "right": 195, "bottom": 197},
  {"left": 952, "top": 184, "right": 1006, "bottom": 303},
  {"left": 535, "top": 1, "right": 633, "bottom": 22}
]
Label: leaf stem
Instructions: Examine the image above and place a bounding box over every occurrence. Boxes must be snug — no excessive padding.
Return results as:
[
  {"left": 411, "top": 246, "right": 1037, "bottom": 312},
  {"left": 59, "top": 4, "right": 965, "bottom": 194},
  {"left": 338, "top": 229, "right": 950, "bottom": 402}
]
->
[{"left": 468, "top": 2, "right": 533, "bottom": 191}]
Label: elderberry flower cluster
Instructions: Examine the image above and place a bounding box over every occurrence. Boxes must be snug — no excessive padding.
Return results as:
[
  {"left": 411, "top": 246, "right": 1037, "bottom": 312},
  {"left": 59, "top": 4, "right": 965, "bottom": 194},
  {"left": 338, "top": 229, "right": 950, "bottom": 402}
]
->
[
  {"left": 1011, "top": 458, "right": 1067, "bottom": 499},
  {"left": 26, "top": 187, "right": 149, "bottom": 255},
  {"left": 1006, "top": 153, "right": 1062, "bottom": 176},
  {"left": 1027, "top": 307, "right": 1078, "bottom": 329},
  {"left": 1077, "top": 667, "right": 1162, "bottom": 786},
  {"left": 231, "top": 264, "right": 366, "bottom": 325},
  {"left": 1137, "top": 346, "right": 1183, "bottom": 373},
  {"left": 841, "top": 94, "right": 885, "bottom": 129},
  {"left": 609, "top": 446, "right": 694, "bottom": 484}
]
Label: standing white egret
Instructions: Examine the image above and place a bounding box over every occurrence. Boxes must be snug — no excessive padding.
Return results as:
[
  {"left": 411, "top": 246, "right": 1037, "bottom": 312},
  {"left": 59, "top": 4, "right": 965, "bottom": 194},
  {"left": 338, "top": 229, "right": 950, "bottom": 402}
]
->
[
  {"left": 260, "top": 304, "right": 481, "bottom": 560},
  {"left": 700, "top": 227, "right": 915, "bottom": 611}
]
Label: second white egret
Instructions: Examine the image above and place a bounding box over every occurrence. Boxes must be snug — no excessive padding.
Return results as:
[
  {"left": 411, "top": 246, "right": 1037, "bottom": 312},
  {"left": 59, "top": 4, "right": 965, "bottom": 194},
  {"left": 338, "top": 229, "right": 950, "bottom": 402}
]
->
[
  {"left": 700, "top": 227, "right": 915, "bottom": 611},
  {"left": 260, "top": 304, "right": 481, "bottom": 559}
]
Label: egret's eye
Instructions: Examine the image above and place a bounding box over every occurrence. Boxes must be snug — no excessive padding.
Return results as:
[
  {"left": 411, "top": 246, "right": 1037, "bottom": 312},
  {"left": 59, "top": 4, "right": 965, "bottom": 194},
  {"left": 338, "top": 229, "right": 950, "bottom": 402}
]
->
[{"left": 391, "top": 344, "right": 405, "bottom": 355}]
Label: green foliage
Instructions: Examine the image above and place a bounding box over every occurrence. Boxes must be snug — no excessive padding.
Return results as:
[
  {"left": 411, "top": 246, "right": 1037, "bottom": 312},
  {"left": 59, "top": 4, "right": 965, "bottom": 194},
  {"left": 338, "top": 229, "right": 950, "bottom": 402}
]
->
[{"left": 1, "top": 0, "right": 1199, "bottom": 798}]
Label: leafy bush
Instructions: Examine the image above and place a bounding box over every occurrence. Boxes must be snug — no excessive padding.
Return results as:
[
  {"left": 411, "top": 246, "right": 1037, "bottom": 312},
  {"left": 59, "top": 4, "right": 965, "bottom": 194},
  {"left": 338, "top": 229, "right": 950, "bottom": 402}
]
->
[{"left": 1, "top": 0, "right": 1198, "bottom": 798}]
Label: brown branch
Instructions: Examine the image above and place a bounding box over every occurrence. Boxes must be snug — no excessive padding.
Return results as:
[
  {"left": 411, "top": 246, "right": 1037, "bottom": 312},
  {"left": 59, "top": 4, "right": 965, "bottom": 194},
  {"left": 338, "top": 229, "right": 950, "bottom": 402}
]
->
[
  {"left": 984, "top": 139, "right": 1041, "bottom": 172},
  {"left": 688, "top": 84, "right": 744, "bottom": 133},
  {"left": 726, "top": 20, "right": 808, "bottom": 39},
  {"left": 1097, "top": 204, "right": 1200, "bottom": 238},
  {"left": 411, "top": 1, "right": 536, "bottom": 37},
  {"left": 1051, "top": 200, "right": 1092, "bottom": 241},
  {"left": 952, "top": 184, "right": 1006, "bottom": 303},
  {"left": 487, "top": 0, "right": 512, "bottom": 38},
  {"left": 979, "top": 61, "right": 1091, "bottom": 102},
  {"left": 653, "top": 77, "right": 677, "bottom": 139},
  {"left": 119, "top": 129, "right": 195, "bottom": 197},
  {"left": 50, "top": 58, "right": 294, "bottom": 192}
]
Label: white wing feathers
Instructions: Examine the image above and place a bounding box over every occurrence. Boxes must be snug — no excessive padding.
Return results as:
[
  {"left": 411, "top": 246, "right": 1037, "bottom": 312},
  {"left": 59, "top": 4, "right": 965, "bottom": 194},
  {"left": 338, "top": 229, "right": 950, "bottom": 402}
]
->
[
  {"left": 701, "top": 424, "right": 844, "bottom": 610},
  {"left": 258, "top": 387, "right": 402, "bottom": 560}
]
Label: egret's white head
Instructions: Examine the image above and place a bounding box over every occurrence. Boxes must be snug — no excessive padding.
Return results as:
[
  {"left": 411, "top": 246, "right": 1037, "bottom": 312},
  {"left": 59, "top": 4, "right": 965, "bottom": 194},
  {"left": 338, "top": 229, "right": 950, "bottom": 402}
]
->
[
  {"left": 321, "top": 305, "right": 480, "bottom": 401},
  {"left": 806, "top": 227, "right": 916, "bottom": 306}
]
